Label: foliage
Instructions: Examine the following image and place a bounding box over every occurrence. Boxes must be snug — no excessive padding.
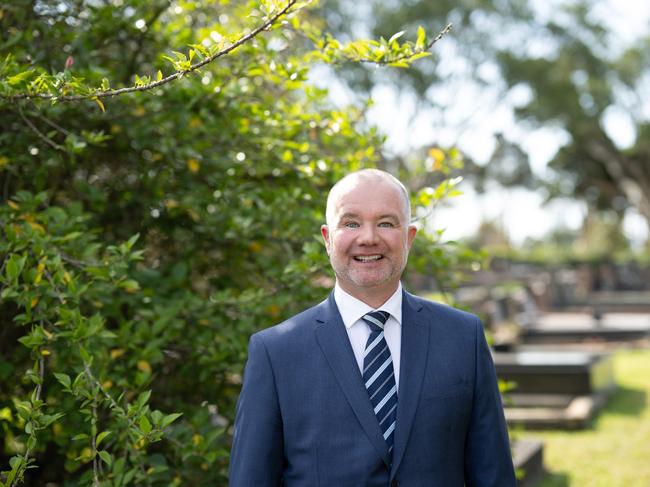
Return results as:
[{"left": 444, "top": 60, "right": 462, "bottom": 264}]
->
[
  {"left": 0, "top": 0, "right": 474, "bottom": 485},
  {"left": 0, "top": 1, "right": 448, "bottom": 103},
  {"left": 405, "top": 151, "right": 488, "bottom": 298}
]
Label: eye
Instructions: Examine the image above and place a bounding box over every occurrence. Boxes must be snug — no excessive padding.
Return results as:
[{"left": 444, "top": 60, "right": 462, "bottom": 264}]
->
[
  {"left": 378, "top": 221, "right": 395, "bottom": 228},
  {"left": 343, "top": 221, "right": 360, "bottom": 228}
]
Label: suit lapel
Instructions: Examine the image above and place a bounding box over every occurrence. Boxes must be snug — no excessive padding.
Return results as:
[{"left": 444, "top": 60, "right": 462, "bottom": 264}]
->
[
  {"left": 391, "top": 291, "right": 430, "bottom": 474},
  {"left": 314, "top": 293, "right": 391, "bottom": 466}
]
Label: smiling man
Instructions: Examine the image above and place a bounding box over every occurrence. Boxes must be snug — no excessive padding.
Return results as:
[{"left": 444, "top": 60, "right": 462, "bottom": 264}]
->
[{"left": 229, "top": 169, "right": 516, "bottom": 487}]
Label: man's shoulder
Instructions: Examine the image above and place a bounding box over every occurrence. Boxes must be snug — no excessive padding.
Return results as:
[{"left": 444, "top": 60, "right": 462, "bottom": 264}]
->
[
  {"left": 252, "top": 296, "right": 329, "bottom": 344},
  {"left": 406, "top": 292, "right": 480, "bottom": 328}
]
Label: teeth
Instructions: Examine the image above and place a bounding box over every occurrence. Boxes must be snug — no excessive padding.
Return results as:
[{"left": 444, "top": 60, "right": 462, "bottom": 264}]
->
[{"left": 355, "top": 255, "right": 381, "bottom": 262}]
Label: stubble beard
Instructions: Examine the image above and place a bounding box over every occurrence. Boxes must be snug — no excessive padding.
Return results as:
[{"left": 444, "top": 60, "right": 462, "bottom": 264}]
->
[{"left": 330, "top": 252, "right": 408, "bottom": 293}]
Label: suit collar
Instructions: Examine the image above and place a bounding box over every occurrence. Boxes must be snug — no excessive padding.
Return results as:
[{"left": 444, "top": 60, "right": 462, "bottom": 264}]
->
[
  {"left": 391, "top": 290, "right": 429, "bottom": 475},
  {"left": 314, "top": 293, "right": 391, "bottom": 466}
]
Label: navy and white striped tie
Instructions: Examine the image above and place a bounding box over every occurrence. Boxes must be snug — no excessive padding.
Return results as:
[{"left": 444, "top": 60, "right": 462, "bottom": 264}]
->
[{"left": 362, "top": 310, "right": 398, "bottom": 455}]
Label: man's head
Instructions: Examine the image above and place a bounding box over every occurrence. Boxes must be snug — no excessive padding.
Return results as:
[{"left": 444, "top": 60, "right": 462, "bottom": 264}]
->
[{"left": 321, "top": 169, "right": 417, "bottom": 307}]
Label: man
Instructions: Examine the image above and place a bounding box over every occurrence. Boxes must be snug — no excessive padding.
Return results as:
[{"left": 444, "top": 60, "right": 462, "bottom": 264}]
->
[{"left": 229, "top": 169, "right": 516, "bottom": 486}]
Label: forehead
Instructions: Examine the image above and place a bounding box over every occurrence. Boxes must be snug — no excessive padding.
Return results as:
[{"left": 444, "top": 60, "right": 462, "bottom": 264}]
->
[{"left": 331, "top": 177, "right": 406, "bottom": 218}]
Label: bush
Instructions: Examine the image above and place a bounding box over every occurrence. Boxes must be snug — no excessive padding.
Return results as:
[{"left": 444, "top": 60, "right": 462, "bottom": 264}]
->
[{"left": 0, "top": 1, "right": 473, "bottom": 484}]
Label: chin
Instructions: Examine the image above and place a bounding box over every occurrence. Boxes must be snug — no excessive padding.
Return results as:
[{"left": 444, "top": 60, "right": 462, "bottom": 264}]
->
[{"left": 350, "top": 274, "right": 393, "bottom": 289}]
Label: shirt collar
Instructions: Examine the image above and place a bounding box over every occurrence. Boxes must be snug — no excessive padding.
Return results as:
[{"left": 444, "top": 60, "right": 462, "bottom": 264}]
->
[{"left": 334, "top": 282, "right": 403, "bottom": 329}]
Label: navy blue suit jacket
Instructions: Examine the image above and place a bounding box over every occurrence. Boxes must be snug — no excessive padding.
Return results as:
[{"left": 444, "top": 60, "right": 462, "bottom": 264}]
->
[{"left": 229, "top": 291, "right": 516, "bottom": 486}]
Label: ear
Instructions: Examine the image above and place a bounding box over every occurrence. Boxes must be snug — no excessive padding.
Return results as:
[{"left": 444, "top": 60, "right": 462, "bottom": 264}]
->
[
  {"left": 320, "top": 224, "right": 331, "bottom": 255},
  {"left": 406, "top": 224, "right": 417, "bottom": 248}
]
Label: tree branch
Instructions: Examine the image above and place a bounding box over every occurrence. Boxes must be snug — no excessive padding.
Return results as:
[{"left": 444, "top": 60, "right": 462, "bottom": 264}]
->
[
  {"left": 28, "top": 106, "right": 72, "bottom": 137},
  {"left": 388, "top": 23, "right": 453, "bottom": 63},
  {"left": 43, "top": 270, "right": 67, "bottom": 304},
  {"left": 17, "top": 104, "right": 66, "bottom": 152},
  {"left": 326, "top": 22, "right": 452, "bottom": 66},
  {"left": 91, "top": 400, "right": 100, "bottom": 487},
  {"left": 21, "top": 355, "right": 46, "bottom": 480},
  {"left": 3, "top": 0, "right": 304, "bottom": 102},
  {"left": 82, "top": 360, "right": 145, "bottom": 437}
]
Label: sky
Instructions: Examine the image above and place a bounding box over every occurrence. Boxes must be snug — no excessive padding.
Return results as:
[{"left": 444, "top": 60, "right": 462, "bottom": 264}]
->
[{"left": 311, "top": 0, "right": 650, "bottom": 247}]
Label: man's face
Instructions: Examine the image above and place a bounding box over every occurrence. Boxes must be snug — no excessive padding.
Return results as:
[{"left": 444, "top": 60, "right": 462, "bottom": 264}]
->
[{"left": 321, "top": 177, "right": 417, "bottom": 301}]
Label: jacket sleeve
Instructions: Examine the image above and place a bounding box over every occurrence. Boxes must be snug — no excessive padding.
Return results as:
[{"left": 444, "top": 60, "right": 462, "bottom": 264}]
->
[
  {"left": 229, "top": 333, "right": 284, "bottom": 486},
  {"left": 464, "top": 317, "right": 517, "bottom": 487}
]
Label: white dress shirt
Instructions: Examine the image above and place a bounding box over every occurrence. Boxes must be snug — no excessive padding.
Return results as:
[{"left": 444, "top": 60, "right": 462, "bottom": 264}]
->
[{"left": 333, "top": 283, "right": 402, "bottom": 392}]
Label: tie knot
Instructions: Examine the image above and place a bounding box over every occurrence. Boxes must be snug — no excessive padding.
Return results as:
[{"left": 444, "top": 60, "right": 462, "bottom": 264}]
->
[{"left": 362, "top": 310, "right": 390, "bottom": 332}]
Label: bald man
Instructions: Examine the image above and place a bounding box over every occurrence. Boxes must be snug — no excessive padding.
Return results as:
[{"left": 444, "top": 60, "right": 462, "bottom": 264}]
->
[{"left": 229, "top": 169, "right": 515, "bottom": 486}]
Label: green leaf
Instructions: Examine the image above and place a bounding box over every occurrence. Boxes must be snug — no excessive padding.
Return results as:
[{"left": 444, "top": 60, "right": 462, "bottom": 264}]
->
[
  {"left": 98, "top": 450, "right": 112, "bottom": 466},
  {"left": 150, "top": 410, "right": 163, "bottom": 425},
  {"left": 78, "top": 345, "right": 91, "bottom": 364},
  {"left": 416, "top": 26, "right": 426, "bottom": 50},
  {"left": 14, "top": 401, "right": 31, "bottom": 421},
  {"left": 171, "top": 51, "right": 187, "bottom": 62},
  {"left": 99, "top": 330, "right": 118, "bottom": 339},
  {"left": 388, "top": 31, "right": 405, "bottom": 45},
  {"left": 135, "top": 390, "right": 151, "bottom": 409},
  {"left": 139, "top": 415, "right": 152, "bottom": 434},
  {"left": 162, "top": 55, "right": 177, "bottom": 67},
  {"left": 96, "top": 430, "right": 111, "bottom": 447},
  {"left": 6, "top": 254, "right": 26, "bottom": 281},
  {"left": 408, "top": 52, "right": 431, "bottom": 62},
  {"left": 1, "top": 287, "right": 19, "bottom": 299},
  {"left": 7, "top": 70, "right": 35, "bottom": 86},
  {"left": 160, "top": 412, "right": 183, "bottom": 429},
  {"left": 70, "top": 371, "right": 85, "bottom": 391},
  {"left": 54, "top": 373, "right": 71, "bottom": 389},
  {"left": 61, "top": 231, "right": 82, "bottom": 241},
  {"left": 119, "top": 279, "right": 140, "bottom": 292},
  {"left": 113, "top": 457, "right": 125, "bottom": 477},
  {"left": 41, "top": 412, "right": 65, "bottom": 427},
  {"left": 126, "top": 233, "right": 140, "bottom": 249},
  {"left": 26, "top": 434, "right": 37, "bottom": 451},
  {"left": 92, "top": 96, "right": 105, "bottom": 113},
  {"left": 123, "top": 468, "right": 137, "bottom": 485},
  {"left": 18, "top": 332, "right": 44, "bottom": 349},
  {"left": 9, "top": 455, "right": 23, "bottom": 470}
]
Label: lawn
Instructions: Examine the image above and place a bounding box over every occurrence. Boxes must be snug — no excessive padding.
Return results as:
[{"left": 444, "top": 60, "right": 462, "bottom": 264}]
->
[{"left": 524, "top": 348, "right": 650, "bottom": 486}]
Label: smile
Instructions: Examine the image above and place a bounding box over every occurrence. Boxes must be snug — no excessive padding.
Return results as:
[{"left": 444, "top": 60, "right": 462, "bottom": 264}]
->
[{"left": 353, "top": 255, "right": 383, "bottom": 262}]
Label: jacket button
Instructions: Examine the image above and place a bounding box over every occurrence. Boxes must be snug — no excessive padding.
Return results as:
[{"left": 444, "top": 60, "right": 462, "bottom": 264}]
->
[{"left": 391, "top": 481, "right": 399, "bottom": 487}]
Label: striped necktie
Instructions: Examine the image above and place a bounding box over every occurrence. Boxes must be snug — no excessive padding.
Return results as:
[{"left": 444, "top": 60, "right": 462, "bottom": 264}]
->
[{"left": 362, "top": 310, "right": 398, "bottom": 455}]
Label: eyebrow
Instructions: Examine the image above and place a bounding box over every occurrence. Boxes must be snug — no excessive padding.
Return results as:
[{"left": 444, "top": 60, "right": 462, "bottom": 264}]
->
[
  {"left": 377, "top": 214, "right": 400, "bottom": 222},
  {"left": 338, "top": 212, "right": 402, "bottom": 223}
]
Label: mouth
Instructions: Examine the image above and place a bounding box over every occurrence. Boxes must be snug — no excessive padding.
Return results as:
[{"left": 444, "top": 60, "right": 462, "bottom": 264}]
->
[{"left": 353, "top": 254, "right": 383, "bottom": 263}]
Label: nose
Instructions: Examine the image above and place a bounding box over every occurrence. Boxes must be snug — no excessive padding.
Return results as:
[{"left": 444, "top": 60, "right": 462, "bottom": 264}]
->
[{"left": 357, "top": 224, "right": 379, "bottom": 245}]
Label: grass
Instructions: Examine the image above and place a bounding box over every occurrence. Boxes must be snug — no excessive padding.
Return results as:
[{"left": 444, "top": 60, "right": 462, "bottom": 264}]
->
[{"left": 523, "top": 348, "right": 650, "bottom": 487}]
